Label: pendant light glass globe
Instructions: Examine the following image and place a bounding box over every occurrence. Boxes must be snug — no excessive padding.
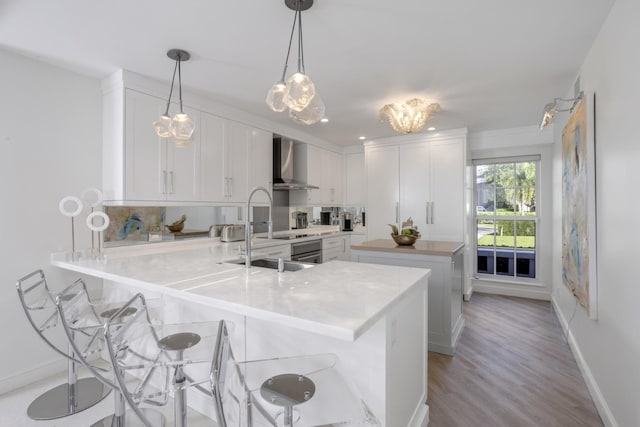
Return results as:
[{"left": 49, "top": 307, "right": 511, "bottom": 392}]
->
[
  {"left": 284, "top": 72, "right": 316, "bottom": 112},
  {"left": 172, "top": 135, "right": 192, "bottom": 148},
  {"left": 289, "top": 93, "right": 325, "bottom": 125},
  {"left": 153, "top": 114, "right": 172, "bottom": 138},
  {"left": 170, "top": 113, "right": 195, "bottom": 140},
  {"left": 266, "top": 82, "right": 288, "bottom": 112}
]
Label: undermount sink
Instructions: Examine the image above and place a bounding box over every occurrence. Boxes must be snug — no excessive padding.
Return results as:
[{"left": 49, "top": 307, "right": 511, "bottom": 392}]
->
[{"left": 226, "top": 257, "right": 314, "bottom": 272}]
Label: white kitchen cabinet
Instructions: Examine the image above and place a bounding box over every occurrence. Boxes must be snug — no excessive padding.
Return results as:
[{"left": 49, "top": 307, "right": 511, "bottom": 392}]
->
[
  {"left": 322, "top": 234, "right": 351, "bottom": 262},
  {"left": 200, "top": 115, "right": 272, "bottom": 204},
  {"left": 351, "top": 239, "right": 464, "bottom": 355},
  {"left": 365, "top": 130, "right": 466, "bottom": 242},
  {"left": 103, "top": 74, "right": 272, "bottom": 205},
  {"left": 291, "top": 144, "right": 343, "bottom": 206},
  {"left": 344, "top": 151, "right": 365, "bottom": 206},
  {"left": 327, "top": 150, "right": 343, "bottom": 205},
  {"left": 200, "top": 112, "right": 227, "bottom": 201},
  {"left": 365, "top": 145, "right": 400, "bottom": 240},
  {"left": 103, "top": 88, "right": 200, "bottom": 202},
  {"left": 246, "top": 125, "right": 273, "bottom": 205}
]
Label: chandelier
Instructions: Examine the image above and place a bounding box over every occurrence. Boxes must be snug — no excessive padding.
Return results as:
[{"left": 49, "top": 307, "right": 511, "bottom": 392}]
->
[
  {"left": 153, "top": 49, "right": 195, "bottom": 147},
  {"left": 266, "top": 0, "right": 324, "bottom": 125},
  {"left": 379, "top": 98, "right": 441, "bottom": 134}
]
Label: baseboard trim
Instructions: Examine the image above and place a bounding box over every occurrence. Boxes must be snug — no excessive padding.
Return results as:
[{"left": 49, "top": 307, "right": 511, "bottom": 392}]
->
[
  {"left": 463, "top": 285, "right": 473, "bottom": 301},
  {"left": 0, "top": 358, "right": 66, "bottom": 396},
  {"left": 551, "top": 297, "right": 618, "bottom": 427},
  {"left": 473, "top": 283, "right": 550, "bottom": 300},
  {"left": 410, "top": 403, "right": 429, "bottom": 427}
]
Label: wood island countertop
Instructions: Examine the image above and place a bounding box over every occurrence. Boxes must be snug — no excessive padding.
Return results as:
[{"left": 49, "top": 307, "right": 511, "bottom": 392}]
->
[{"left": 351, "top": 239, "right": 464, "bottom": 257}]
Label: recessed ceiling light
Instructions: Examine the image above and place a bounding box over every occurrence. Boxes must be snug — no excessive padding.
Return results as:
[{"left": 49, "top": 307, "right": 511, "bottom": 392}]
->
[
  {"left": 427, "top": 127, "right": 436, "bottom": 131},
  {"left": 320, "top": 118, "right": 329, "bottom": 123},
  {"left": 359, "top": 136, "right": 366, "bottom": 140}
]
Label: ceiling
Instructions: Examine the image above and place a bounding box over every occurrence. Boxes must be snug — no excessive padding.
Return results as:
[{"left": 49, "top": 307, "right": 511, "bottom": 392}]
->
[{"left": 0, "top": 0, "right": 614, "bottom": 146}]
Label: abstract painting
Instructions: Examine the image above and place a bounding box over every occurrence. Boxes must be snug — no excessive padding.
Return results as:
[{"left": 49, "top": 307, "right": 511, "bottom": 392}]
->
[{"left": 562, "top": 93, "right": 597, "bottom": 319}]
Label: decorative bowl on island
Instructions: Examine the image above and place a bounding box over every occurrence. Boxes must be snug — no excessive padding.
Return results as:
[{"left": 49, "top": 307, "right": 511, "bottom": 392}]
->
[
  {"left": 391, "top": 233, "right": 418, "bottom": 246},
  {"left": 166, "top": 223, "right": 184, "bottom": 232}
]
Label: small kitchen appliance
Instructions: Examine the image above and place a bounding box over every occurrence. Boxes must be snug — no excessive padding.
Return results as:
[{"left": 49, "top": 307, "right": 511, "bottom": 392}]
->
[
  {"left": 340, "top": 212, "right": 353, "bottom": 231},
  {"left": 292, "top": 211, "right": 308, "bottom": 229},
  {"left": 220, "top": 225, "right": 245, "bottom": 242},
  {"left": 320, "top": 211, "right": 331, "bottom": 225}
]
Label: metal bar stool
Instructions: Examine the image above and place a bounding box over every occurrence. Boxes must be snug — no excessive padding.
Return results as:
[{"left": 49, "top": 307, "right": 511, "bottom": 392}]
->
[
  {"left": 211, "top": 320, "right": 380, "bottom": 427},
  {"left": 104, "top": 293, "right": 220, "bottom": 427},
  {"left": 56, "top": 278, "right": 164, "bottom": 427},
  {"left": 16, "top": 269, "right": 110, "bottom": 420}
]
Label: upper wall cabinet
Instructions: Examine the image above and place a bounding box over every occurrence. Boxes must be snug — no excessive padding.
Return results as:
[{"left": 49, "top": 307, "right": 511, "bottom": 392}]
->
[
  {"left": 103, "top": 88, "right": 201, "bottom": 202},
  {"left": 344, "top": 151, "right": 365, "bottom": 206},
  {"left": 199, "top": 115, "right": 273, "bottom": 205},
  {"left": 102, "top": 77, "right": 272, "bottom": 205},
  {"left": 365, "top": 130, "right": 467, "bottom": 242},
  {"left": 290, "top": 144, "right": 343, "bottom": 206}
]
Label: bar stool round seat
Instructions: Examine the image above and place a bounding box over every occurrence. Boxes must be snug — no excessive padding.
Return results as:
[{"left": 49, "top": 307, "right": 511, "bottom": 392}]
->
[{"left": 158, "top": 332, "right": 201, "bottom": 352}]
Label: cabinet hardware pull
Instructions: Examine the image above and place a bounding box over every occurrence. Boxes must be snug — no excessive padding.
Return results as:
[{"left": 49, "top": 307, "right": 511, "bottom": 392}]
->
[
  {"left": 431, "top": 201, "right": 434, "bottom": 224},
  {"left": 426, "top": 202, "right": 429, "bottom": 225},
  {"left": 395, "top": 202, "right": 399, "bottom": 223},
  {"left": 169, "top": 171, "right": 174, "bottom": 194},
  {"left": 229, "top": 177, "right": 233, "bottom": 197},
  {"left": 163, "top": 171, "right": 167, "bottom": 194}
]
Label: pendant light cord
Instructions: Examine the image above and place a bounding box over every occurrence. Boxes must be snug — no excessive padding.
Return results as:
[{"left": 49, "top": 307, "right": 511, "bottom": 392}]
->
[
  {"left": 280, "top": 5, "right": 299, "bottom": 82},
  {"left": 297, "top": 1, "right": 305, "bottom": 74},
  {"left": 177, "top": 54, "right": 185, "bottom": 114},
  {"left": 164, "top": 59, "right": 178, "bottom": 116}
]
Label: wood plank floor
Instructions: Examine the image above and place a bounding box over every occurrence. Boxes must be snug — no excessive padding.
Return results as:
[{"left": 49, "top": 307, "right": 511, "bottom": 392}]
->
[{"left": 427, "top": 293, "right": 603, "bottom": 427}]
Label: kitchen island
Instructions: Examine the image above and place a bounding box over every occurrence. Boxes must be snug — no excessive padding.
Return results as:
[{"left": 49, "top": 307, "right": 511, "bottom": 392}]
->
[
  {"left": 52, "top": 239, "right": 430, "bottom": 427},
  {"left": 351, "top": 239, "right": 464, "bottom": 355}
]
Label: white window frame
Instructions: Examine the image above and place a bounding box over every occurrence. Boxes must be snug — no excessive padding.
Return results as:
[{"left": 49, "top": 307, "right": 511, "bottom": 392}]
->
[{"left": 473, "top": 156, "right": 540, "bottom": 282}]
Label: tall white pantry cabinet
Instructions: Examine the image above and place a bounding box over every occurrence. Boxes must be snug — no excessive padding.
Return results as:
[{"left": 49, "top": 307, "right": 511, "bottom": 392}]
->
[{"left": 364, "top": 128, "right": 467, "bottom": 242}]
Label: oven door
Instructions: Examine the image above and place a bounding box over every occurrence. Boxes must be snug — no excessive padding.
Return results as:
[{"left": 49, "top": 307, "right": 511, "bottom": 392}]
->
[{"left": 291, "top": 251, "right": 322, "bottom": 264}]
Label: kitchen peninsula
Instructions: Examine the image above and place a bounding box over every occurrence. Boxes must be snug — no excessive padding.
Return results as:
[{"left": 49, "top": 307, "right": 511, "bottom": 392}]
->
[
  {"left": 51, "top": 239, "right": 430, "bottom": 427},
  {"left": 352, "top": 239, "right": 464, "bottom": 355}
]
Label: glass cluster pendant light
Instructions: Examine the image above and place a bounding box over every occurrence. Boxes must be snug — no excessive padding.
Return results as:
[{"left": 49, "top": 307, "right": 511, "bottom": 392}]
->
[
  {"left": 266, "top": 0, "right": 324, "bottom": 125},
  {"left": 153, "top": 49, "right": 194, "bottom": 146}
]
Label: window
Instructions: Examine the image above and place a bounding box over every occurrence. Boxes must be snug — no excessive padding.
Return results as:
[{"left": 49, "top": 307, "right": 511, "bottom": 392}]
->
[{"left": 474, "top": 157, "right": 539, "bottom": 279}]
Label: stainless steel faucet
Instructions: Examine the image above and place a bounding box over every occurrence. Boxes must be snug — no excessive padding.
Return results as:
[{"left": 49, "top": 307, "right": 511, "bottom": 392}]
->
[{"left": 245, "top": 186, "right": 273, "bottom": 268}]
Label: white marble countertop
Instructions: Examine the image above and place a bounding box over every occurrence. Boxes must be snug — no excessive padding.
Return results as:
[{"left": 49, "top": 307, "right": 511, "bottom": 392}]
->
[
  {"left": 52, "top": 238, "right": 429, "bottom": 341},
  {"left": 352, "top": 239, "right": 464, "bottom": 257}
]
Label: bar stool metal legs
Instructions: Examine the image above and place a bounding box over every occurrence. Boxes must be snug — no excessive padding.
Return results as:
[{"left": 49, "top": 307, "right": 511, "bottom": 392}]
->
[{"left": 17, "top": 269, "right": 110, "bottom": 420}]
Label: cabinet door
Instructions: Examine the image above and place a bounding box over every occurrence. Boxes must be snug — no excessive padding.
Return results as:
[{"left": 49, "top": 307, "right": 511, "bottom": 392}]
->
[
  {"left": 226, "top": 121, "right": 250, "bottom": 203},
  {"left": 399, "top": 142, "right": 430, "bottom": 235},
  {"left": 328, "top": 151, "right": 343, "bottom": 205},
  {"left": 306, "top": 144, "right": 324, "bottom": 204},
  {"left": 124, "top": 89, "right": 165, "bottom": 201},
  {"left": 165, "top": 106, "right": 200, "bottom": 202},
  {"left": 247, "top": 127, "right": 273, "bottom": 205},
  {"left": 430, "top": 138, "right": 464, "bottom": 241},
  {"left": 365, "top": 145, "right": 399, "bottom": 240},
  {"left": 344, "top": 152, "right": 365, "bottom": 206},
  {"left": 200, "top": 112, "right": 227, "bottom": 202}
]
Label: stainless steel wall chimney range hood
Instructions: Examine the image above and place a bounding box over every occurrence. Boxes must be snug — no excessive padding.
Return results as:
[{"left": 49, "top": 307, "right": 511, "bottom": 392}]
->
[{"left": 272, "top": 136, "right": 319, "bottom": 191}]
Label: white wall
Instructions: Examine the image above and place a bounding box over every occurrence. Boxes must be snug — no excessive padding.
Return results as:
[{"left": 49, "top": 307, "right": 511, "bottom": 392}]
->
[
  {"left": 0, "top": 49, "right": 102, "bottom": 392},
  {"left": 551, "top": 0, "right": 640, "bottom": 425},
  {"left": 468, "top": 126, "right": 555, "bottom": 300}
]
